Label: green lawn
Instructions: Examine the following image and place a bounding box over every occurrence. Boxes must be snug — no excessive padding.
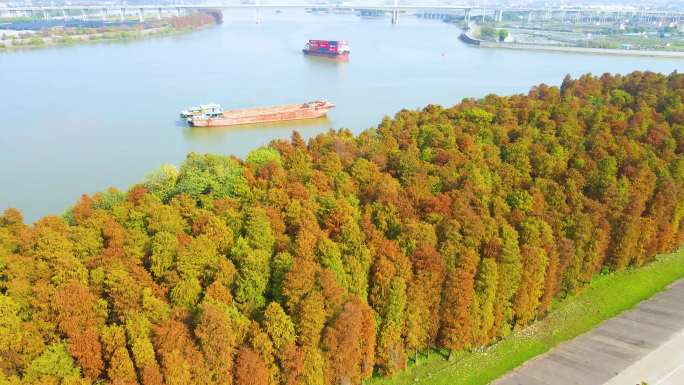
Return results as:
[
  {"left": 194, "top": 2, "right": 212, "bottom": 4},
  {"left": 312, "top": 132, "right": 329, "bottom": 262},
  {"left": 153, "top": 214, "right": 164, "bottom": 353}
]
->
[{"left": 369, "top": 247, "right": 684, "bottom": 385}]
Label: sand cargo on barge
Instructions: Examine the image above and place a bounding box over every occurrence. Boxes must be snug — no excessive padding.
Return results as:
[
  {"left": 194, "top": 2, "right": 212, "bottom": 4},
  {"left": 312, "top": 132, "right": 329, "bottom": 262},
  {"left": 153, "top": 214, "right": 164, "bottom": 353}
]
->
[{"left": 184, "top": 100, "right": 335, "bottom": 127}]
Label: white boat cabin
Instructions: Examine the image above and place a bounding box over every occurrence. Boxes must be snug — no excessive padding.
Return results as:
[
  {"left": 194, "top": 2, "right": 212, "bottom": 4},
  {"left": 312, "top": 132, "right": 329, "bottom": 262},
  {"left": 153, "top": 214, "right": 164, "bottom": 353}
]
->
[{"left": 181, "top": 103, "right": 224, "bottom": 119}]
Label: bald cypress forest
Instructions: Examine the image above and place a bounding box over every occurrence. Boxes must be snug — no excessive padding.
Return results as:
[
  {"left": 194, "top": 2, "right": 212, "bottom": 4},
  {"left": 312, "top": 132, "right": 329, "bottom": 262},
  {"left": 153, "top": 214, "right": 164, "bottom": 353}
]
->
[{"left": 2, "top": 71, "right": 684, "bottom": 385}]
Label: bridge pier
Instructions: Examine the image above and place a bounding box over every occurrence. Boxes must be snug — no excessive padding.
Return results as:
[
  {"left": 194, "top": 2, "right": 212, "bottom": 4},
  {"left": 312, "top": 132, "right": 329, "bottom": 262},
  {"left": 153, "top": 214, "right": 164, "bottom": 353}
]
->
[
  {"left": 102, "top": 8, "right": 108, "bottom": 22},
  {"left": 43, "top": 9, "right": 49, "bottom": 20},
  {"left": 390, "top": 0, "right": 399, "bottom": 25},
  {"left": 495, "top": 9, "right": 503, "bottom": 23},
  {"left": 254, "top": 0, "right": 262, "bottom": 24},
  {"left": 81, "top": 9, "right": 87, "bottom": 21},
  {"left": 464, "top": 8, "right": 471, "bottom": 28},
  {"left": 139, "top": 8, "right": 145, "bottom": 23},
  {"left": 157, "top": 8, "right": 162, "bottom": 20},
  {"left": 176, "top": 7, "right": 181, "bottom": 17},
  {"left": 62, "top": 9, "right": 67, "bottom": 20},
  {"left": 120, "top": 8, "right": 125, "bottom": 22},
  {"left": 391, "top": 10, "right": 399, "bottom": 24}
]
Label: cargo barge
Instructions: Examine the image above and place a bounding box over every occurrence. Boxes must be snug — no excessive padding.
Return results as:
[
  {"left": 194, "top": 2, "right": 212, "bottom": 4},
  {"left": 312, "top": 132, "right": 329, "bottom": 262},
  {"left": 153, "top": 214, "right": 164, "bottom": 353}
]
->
[
  {"left": 302, "top": 40, "right": 350, "bottom": 59},
  {"left": 184, "top": 100, "right": 335, "bottom": 127}
]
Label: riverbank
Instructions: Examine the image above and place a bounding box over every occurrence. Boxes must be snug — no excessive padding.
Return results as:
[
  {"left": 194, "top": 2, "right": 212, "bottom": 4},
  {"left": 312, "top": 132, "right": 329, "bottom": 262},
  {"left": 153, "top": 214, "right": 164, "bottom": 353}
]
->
[
  {"left": 0, "top": 11, "right": 220, "bottom": 51},
  {"left": 460, "top": 32, "right": 684, "bottom": 58},
  {"left": 0, "top": 26, "right": 200, "bottom": 51},
  {"left": 369, "top": 246, "right": 684, "bottom": 385},
  {"left": 480, "top": 40, "right": 684, "bottom": 58}
]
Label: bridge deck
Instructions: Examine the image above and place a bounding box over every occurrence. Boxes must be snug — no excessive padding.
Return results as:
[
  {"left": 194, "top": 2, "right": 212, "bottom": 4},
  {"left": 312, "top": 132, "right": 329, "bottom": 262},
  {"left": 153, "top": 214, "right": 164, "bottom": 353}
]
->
[{"left": 2, "top": 4, "right": 683, "bottom": 16}]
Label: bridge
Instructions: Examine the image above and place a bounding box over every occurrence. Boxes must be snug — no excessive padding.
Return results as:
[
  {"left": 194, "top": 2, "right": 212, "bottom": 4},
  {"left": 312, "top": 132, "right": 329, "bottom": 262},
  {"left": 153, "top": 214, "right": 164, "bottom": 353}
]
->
[{"left": 1, "top": 2, "right": 683, "bottom": 26}]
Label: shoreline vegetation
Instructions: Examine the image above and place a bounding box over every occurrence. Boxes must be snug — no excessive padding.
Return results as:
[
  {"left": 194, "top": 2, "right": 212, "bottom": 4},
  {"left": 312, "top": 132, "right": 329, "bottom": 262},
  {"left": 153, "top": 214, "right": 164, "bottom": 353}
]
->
[
  {"left": 0, "top": 11, "right": 221, "bottom": 51},
  {"left": 2, "top": 71, "right": 684, "bottom": 385},
  {"left": 369, "top": 247, "right": 684, "bottom": 385}
]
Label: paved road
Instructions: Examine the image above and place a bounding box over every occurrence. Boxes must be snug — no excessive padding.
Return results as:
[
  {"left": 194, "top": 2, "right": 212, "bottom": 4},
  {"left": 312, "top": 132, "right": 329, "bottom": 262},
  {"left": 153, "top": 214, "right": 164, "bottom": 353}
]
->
[
  {"left": 493, "top": 279, "right": 684, "bottom": 385},
  {"left": 604, "top": 328, "right": 684, "bottom": 385}
]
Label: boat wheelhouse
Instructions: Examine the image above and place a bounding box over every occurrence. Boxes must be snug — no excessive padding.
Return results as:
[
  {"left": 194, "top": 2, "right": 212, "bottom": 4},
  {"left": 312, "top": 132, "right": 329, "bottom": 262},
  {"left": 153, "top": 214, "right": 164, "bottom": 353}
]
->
[{"left": 180, "top": 103, "right": 223, "bottom": 119}]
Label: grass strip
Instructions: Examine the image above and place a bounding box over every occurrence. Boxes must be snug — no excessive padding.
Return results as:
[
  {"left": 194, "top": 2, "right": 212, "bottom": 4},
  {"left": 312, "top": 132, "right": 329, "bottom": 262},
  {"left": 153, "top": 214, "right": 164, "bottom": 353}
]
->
[{"left": 369, "top": 247, "right": 684, "bottom": 385}]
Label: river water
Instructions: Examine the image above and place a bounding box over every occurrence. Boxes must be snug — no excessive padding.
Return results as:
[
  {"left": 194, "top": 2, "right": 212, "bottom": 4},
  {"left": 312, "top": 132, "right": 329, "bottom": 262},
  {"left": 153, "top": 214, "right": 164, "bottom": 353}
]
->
[{"left": 1, "top": 10, "right": 682, "bottom": 222}]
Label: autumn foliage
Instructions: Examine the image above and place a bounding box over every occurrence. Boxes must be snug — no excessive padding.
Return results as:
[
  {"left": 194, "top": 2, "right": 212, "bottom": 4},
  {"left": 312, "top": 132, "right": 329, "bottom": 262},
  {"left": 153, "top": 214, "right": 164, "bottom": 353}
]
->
[
  {"left": 2, "top": 71, "right": 684, "bottom": 384},
  {"left": 168, "top": 11, "right": 220, "bottom": 30}
]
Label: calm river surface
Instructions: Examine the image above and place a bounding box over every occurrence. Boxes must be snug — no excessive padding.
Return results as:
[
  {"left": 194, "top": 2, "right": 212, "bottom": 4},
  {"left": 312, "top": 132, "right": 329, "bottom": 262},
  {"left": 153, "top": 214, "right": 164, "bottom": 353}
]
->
[{"left": 1, "top": 10, "right": 683, "bottom": 222}]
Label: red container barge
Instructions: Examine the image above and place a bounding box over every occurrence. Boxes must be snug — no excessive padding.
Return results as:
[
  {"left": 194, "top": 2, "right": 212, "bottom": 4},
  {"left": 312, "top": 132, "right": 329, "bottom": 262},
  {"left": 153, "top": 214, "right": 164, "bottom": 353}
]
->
[{"left": 302, "top": 40, "right": 350, "bottom": 59}]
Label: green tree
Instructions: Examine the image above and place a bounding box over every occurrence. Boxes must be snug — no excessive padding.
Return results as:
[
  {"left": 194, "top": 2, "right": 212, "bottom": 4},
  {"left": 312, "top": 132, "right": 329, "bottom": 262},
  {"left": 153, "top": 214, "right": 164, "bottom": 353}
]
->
[
  {"left": 170, "top": 277, "right": 202, "bottom": 308},
  {"left": 175, "top": 153, "right": 250, "bottom": 200},
  {"left": 148, "top": 231, "right": 177, "bottom": 280},
  {"left": 513, "top": 245, "right": 548, "bottom": 326},
  {"left": 263, "top": 302, "right": 296, "bottom": 352},
  {"left": 376, "top": 277, "right": 407, "bottom": 375},
  {"left": 498, "top": 28, "right": 509, "bottom": 42},
  {"left": 144, "top": 164, "right": 179, "bottom": 201},
  {"left": 474, "top": 258, "right": 498, "bottom": 346},
  {"left": 231, "top": 238, "right": 271, "bottom": 313},
  {"left": 24, "top": 342, "right": 82, "bottom": 383},
  {"left": 296, "top": 291, "right": 326, "bottom": 347},
  {"left": 246, "top": 147, "right": 282, "bottom": 173}
]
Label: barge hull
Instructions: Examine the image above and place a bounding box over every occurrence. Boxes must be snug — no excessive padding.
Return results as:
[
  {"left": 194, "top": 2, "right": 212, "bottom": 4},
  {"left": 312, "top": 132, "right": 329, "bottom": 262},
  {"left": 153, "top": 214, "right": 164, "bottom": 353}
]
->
[
  {"left": 189, "top": 102, "right": 334, "bottom": 128},
  {"left": 302, "top": 50, "right": 349, "bottom": 59}
]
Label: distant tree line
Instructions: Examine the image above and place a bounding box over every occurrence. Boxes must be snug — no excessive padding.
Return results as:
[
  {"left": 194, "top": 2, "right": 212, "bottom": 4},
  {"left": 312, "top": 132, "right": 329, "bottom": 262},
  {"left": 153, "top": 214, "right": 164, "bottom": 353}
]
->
[
  {"left": 169, "top": 11, "right": 221, "bottom": 30},
  {"left": 1, "top": 71, "right": 684, "bottom": 385}
]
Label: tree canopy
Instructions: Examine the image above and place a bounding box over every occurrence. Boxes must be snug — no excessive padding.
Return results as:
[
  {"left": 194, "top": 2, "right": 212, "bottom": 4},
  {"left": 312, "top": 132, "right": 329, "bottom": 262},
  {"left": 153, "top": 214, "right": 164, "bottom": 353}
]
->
[{"left": 2, "top": 71, "right": 684, "bottom": 385}]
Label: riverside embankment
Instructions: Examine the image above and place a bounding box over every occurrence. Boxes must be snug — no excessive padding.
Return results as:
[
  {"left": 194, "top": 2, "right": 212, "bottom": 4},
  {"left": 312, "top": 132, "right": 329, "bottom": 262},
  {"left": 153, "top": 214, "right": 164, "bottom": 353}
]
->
[
  {"left": 459, "top": 32, "right": 684, "bottom": 58},
  {"left": 495, "top": 278, "right": 684, "bottom": 385}
]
